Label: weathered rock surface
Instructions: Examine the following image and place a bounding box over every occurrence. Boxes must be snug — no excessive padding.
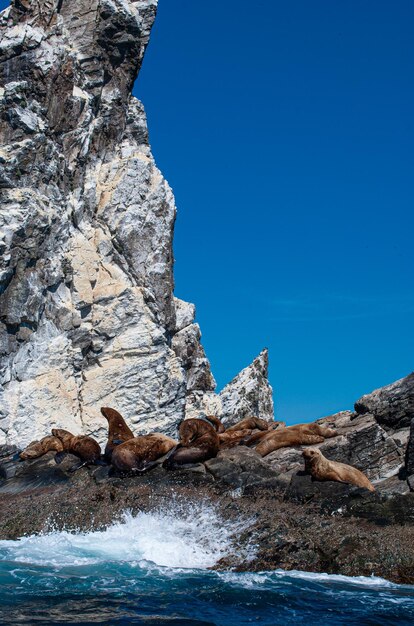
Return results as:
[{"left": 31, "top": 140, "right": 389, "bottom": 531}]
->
[
  {"left": 185, "top": 349, "right": 274, "bottom": 426},
  {"left": 0, "top": 0, "right": 273, "bottom": 446},
  {"left": 406, "top": 418, "right": 414, "bottom": 477},
  {"left": 205, "top": 447, "right": 281, "bottom": 492},
  {"left": 354, "top": 372, "right": 414, "bottom": 430}
]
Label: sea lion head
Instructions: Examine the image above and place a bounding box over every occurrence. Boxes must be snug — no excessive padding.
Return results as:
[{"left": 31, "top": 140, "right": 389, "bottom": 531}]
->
[
  {"left": 302, "top": 447, "right": 322, "bottom": 463},
  {"left": 51, "top": 428, "right": 75, "bottom": 448},
  {"left": 179, "top": 420, "right": 199, "bottom": 446},
  {"left": 101, "top": 407, "right": 123, "bottom": 423},
  {"left": 19, "top": 435, "right": 64, "bottom": 460}
]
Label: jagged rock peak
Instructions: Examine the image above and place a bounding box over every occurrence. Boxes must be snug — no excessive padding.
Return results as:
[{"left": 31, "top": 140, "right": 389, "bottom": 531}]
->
[
  {"left": 185, "top": 349, "right": 274, "bottom": 427},
  {"left": 0, "top": 0, "right": 274, "bottom": 445}
]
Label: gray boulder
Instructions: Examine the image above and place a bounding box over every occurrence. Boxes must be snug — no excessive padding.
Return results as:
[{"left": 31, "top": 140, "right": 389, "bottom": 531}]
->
[{"left": 354, "top": 372, "right": 414, "bottom": 431}]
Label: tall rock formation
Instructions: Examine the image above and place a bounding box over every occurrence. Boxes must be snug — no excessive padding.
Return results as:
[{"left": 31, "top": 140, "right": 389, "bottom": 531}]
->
[{"left": 0, "top": 0, "right": 273, "bottom": 445}]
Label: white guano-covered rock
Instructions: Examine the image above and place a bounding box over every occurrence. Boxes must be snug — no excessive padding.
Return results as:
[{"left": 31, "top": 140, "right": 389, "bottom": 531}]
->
[{"left": 0, "top": 0, "right": 274, "bottom": 446}]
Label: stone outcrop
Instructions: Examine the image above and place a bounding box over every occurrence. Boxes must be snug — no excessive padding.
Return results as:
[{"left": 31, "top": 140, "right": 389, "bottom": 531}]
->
[
  {"left": 406, "top": 419, "right": 414, "bottom": 478},
  {"left": 0, "top": 0, "right": 273, "bottom": 446},
  {"left": 354, "top": 372, "right": 414, "bottom": 430},
  {"left": 264, "top": 373, "right": 414, "bottom": 492},
  {"left": 185, "top": 349, "right": 274, "bottom": 427}
]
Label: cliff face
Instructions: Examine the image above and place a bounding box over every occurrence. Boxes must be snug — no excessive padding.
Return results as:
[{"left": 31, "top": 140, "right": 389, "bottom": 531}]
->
[{"left": 0, "top": 0, "right": 273, "bottom": 445}]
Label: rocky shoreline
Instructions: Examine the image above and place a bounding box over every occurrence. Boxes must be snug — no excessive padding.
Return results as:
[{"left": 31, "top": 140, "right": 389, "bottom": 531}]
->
[
  {"left": 1, "top": 371, "right": 414, "bottom": 586},
  {"left": 0, "top": 445, "right": 413, "bottom": 585}
]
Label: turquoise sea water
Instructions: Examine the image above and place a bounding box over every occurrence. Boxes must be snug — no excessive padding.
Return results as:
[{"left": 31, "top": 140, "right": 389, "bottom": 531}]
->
[{"left": 0, "top": 504, "right": 413, "bottom": 625}]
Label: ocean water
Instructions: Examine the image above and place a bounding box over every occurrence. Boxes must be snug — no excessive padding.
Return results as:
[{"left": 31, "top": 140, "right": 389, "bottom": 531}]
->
[{"left": 0, "top": 502, "right": 413, "bottom": 626}]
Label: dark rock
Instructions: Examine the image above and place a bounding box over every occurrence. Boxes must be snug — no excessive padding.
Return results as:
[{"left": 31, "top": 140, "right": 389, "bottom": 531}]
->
[
  {"left": 0, "top": 445, "right": 19, "bottom": 460},
  {"left": 406, "top": 418, "right": 414, "bottom": 476},
  {"left": 345, "top": 493, "right": 414, "bottom": 526},
  {"left": 375, "top": 475, "right": 410, "bottom": 496},
  {"left": 408, "top": 475, "right": 414, "bottom": 492},
  {"left": 354, "top": 372, "right": 414, "bottom": 430},
  {"left": 205, "top": 447, "right": 282, "bottom": 492},
  {"left": 284, "top": 472, "right": 365, "bottom": 508},
  {"left": 0, "top": 454, "right": 69, "bottom": 495}
]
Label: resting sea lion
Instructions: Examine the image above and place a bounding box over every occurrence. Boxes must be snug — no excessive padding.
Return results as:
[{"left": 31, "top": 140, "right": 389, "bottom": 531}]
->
[
  {"left": 243, "top": 421, "right": 337, "bottom": 456},
  {"left": 225, "top": 416, "right": 270, "bottom": 432},
  {"left": 218, "top": 429, "right": 252, "bottom": 449},
  {"left": 303, "top": 448, "right": 375, "bottom": 492},
  {"left": 111, "top": 433, "right": 177, "bottom": 473},
  {"left": 19, "top": 435, "right": 64, "bottom": 460},
  {"left": 163, "top": 418, "right": 220, "bottom": 468},
  {"left": 100, "top": 406, "right": 134, "bottom": 461},
  {"left": 289, "top": 422, "right": 337, "bottom": 438},
  {"left": 51, "top": 428, "right": 102, "bottom": 471}
]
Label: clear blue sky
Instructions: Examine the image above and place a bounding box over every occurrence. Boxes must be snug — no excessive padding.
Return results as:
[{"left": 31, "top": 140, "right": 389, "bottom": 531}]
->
[{"left": 2, "top": 0, "right": 413, "bottom": 423}]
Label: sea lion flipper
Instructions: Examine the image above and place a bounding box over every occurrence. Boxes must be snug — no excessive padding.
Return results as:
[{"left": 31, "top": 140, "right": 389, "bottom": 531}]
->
[
  {"left": 54, "top": 451, "right": 68, "bottom": 464},
  {"left": 132, "top": 459, "right": 159, "bottom": 474}
]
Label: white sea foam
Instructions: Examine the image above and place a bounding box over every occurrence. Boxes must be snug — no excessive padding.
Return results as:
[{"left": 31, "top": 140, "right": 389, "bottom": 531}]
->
[
  {"left": 0, "top": 502, "right": 238, "bottom": 570},
  {"left": 217, "top": 569, "right": 405, "bottom": 590}
]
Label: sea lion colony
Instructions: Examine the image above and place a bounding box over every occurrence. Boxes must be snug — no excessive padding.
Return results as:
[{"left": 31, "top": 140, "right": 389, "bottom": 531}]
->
[{"left": 18, "top": 410, "right": 375, "bottom": 490}]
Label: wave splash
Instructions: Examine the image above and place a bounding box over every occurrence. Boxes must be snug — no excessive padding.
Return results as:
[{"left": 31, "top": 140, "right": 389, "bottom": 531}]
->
[{"left": 0, "top": 501, "right": 239, "bottom": 570}]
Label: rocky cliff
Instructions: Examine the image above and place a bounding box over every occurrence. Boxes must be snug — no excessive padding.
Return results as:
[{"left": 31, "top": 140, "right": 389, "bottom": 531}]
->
[{"left": 0, "top": 0, "right": 273, "bottom": 446}]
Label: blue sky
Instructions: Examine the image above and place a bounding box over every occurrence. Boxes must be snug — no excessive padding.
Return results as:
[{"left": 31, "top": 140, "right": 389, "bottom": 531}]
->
[{"left": 2, "top": 1, "right": 413, "bottom": 423}]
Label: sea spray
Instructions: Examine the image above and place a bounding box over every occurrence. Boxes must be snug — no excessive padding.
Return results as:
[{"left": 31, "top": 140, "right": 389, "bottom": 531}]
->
[
  {"left": 0, "top": 499, "right": 253, "bottom": 570},
  {"left": 0, "top": 500, "right": 412, "bottom": 625}
]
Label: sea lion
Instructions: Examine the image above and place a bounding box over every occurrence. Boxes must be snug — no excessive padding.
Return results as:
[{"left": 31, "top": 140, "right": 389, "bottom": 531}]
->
[
  {"left": 218, "top": 429, "right": 253, "bottom": 449},
  {"left": 111, "top": 433, "right": 177, "bottom": 473},
  {"left": 303, "top": 448, "right": 375, "bottom": 492},
  {"left": 100, "top": 406, "right": 134, "bottom": 461},
  {"left": 289, "top": 422, "right": 337, "bottom": 438},
  {"left": 51, "top": 428, "right": 102, "bottom": 471},
  {"left": 163, "top": 418, "right": 220, "bottom": 468},
  {"left": 19, "top": 435, "right": 64, "bottom": 460},
  {"left": 225, "top": 416, "right": 270, "bottom": 432},
  {"left": 243, "top": 421, "right": 337, "bottom": 456}
]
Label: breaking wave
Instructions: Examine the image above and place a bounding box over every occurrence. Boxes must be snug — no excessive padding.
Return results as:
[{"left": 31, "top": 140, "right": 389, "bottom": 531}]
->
[{"left": 0, "top": 501, "right": 412, "bottom": 625}]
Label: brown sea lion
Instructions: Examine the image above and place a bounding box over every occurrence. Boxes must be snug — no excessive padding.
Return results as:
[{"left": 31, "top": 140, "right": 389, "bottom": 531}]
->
[
  {"left": 225, "top": 416, "right": 270, "bottom": 432},
  {"left": 100, "top": 406, "right": 134, "bottom": 461},
  {"left": 289, "top": 422, "right": 337, "bottom": 438},
  {"left": 243, "top": 421, "right": 337, "bottom": 456},
  {"left": 111, "top": 433, "right": 177, "bottom": 473},
  {"left": 163, "top": 418, "right": 220, "bottom": 468},
  {"left": 303, "top": 448, "right": 375, "bottom": 492},
  {"left": 218, "top": 429, "right": 253, "bottom": 449},
  {"left": 19, "top": 435, "right": 64, "bottom": 460},
  {"left": 51, "top": 428, "right": 102, "bottom": 471}
]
